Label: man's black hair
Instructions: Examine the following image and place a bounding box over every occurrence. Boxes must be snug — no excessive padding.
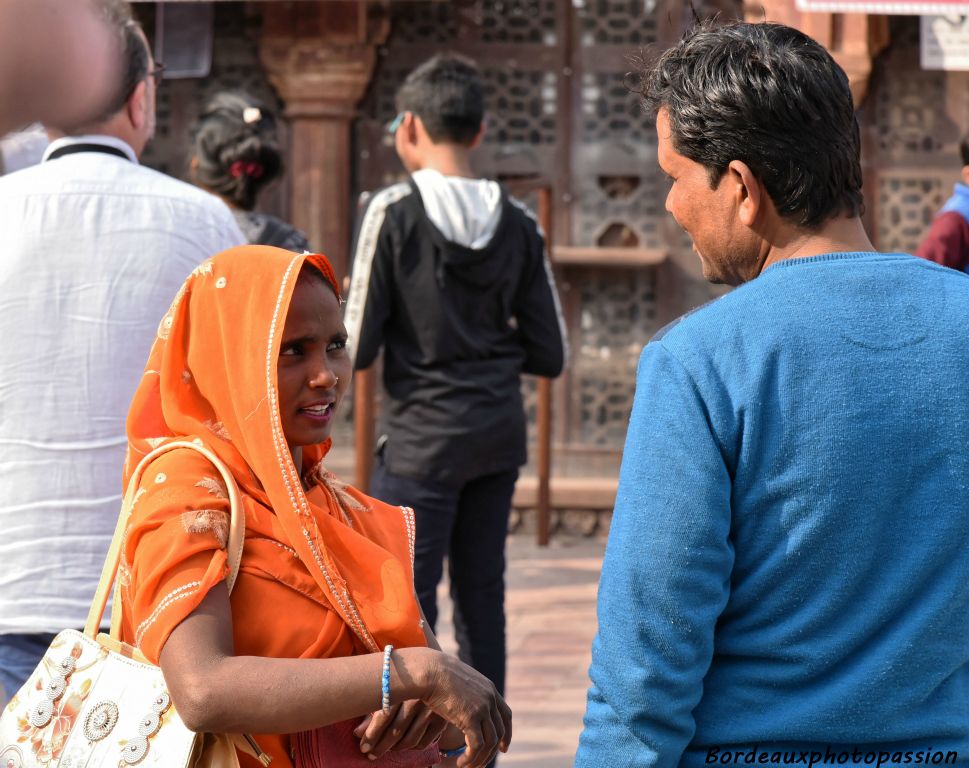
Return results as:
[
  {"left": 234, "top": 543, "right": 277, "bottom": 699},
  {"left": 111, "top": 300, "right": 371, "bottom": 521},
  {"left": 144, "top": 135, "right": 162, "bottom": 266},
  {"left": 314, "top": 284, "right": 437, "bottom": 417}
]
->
[
  {"left": 960, "top": 132, "right": 969, "bottom": 168},
  {"left": 395, "top": 53, "right": 484, "bottom": 145},
  {"left": 638, "top": 20, "right": 864, "bottom": 229}
]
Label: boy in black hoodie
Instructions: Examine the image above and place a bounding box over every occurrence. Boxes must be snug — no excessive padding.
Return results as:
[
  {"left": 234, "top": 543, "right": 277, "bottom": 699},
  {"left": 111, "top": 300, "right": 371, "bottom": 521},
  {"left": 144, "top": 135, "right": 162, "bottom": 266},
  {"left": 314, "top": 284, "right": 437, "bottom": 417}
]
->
[{"left": 346, "top": 53, "right": 566, "bottom": 709}]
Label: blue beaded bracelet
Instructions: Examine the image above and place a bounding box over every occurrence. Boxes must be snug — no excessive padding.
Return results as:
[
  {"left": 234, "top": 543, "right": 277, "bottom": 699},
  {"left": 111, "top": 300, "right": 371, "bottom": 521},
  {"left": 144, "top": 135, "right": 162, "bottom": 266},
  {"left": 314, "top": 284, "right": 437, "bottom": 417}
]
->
[
  {"left": 439, "top": 745, "right": 467, "bottom": 759},
  {"left": 381, "top": 645, "right": 393, "bottom": 714}
]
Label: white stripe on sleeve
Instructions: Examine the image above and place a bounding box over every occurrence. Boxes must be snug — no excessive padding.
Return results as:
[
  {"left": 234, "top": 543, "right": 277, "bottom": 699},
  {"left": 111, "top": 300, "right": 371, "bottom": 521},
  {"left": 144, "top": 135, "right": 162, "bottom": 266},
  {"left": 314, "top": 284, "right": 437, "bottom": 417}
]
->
[{"left": 344, "top": 182, "right": 412, "bottom": 367}]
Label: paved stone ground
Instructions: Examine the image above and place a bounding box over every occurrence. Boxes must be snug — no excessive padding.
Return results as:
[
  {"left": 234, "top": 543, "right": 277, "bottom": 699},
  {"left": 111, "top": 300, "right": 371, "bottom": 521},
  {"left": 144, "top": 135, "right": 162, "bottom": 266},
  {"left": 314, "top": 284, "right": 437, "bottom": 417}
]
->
[{"left": 434, "top": 527, "right": 607, "bottom": 768}]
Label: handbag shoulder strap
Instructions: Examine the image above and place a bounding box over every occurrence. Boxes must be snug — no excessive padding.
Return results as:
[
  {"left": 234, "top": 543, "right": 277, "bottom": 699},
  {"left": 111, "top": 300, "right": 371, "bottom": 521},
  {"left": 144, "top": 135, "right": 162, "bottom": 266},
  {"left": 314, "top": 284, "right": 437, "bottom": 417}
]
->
[{"left": 84, "top": 440, "right": 246, "bottom": 641}]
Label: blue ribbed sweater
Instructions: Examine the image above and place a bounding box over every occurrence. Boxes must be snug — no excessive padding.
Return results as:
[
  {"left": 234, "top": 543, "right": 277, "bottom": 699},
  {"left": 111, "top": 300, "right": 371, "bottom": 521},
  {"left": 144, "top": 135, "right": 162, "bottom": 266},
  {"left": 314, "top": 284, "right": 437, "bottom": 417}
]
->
[{"left": 576, "top": 252, "right": 969, "bottom": 767}]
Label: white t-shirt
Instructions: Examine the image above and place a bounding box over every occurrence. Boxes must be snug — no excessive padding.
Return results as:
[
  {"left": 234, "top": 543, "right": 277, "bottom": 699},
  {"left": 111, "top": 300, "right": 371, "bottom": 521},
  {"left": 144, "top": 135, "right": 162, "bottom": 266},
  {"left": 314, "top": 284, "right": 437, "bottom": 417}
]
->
[{"left": 0, "top": 135, "right": 245, "bottom": 634}]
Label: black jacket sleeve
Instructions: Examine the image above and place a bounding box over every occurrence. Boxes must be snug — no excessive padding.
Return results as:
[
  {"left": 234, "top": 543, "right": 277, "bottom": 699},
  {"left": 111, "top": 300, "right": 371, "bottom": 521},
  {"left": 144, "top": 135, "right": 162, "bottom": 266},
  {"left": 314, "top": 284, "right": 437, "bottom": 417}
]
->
[
  {"left": 513, "top": 220, "right": 567, "bottom": 378},
  {"left": 345, "top": 193, "right": 397, "bottom": 370}
]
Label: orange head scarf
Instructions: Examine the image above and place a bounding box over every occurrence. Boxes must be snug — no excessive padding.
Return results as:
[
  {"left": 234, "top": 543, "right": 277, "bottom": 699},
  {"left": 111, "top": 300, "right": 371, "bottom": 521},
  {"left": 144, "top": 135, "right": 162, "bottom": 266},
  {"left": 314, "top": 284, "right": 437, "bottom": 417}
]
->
[{"left": 123, "top": 245, "right": 424, "bottom": 655}]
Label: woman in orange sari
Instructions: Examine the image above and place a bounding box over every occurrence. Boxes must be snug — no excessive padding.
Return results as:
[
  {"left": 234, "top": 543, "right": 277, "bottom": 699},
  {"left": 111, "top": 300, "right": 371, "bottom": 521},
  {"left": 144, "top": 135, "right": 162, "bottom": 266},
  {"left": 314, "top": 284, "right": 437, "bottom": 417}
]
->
[{"left": 117, "top": 245, "right": 511, "bottom": 767}]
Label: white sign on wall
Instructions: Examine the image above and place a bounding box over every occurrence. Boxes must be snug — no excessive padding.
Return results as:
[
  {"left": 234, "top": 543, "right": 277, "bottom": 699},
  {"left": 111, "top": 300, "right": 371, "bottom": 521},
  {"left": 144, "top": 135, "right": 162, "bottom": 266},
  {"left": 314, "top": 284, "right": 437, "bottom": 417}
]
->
[{"left": 921, "top": 14, "right": 969, "bottom": 70}]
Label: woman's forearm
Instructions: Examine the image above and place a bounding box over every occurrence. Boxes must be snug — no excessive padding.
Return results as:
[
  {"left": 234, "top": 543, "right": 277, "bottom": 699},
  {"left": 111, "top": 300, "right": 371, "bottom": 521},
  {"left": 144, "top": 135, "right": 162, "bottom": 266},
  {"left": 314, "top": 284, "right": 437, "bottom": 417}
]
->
[
  {"left": 158, "top": 584, "right": 439, "bottom": 734},
  {"left": 157, "top": 581, "right": 512, "bottom": 766},
  {"left": 168, "top": 645, "right": 437, "bottom": 734}
]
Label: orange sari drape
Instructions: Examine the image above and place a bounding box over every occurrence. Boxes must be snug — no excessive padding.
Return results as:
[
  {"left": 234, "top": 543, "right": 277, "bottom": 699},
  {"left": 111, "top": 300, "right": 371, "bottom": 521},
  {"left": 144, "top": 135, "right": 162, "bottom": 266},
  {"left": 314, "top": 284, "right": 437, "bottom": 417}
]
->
[{"left": 117, "top": 246, "right": 426, "bottom": 767}]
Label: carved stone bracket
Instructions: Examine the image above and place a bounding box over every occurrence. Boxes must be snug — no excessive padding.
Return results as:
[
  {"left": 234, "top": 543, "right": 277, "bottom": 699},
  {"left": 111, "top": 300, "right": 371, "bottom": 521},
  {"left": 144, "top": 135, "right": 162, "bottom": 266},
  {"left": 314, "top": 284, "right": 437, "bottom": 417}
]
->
[
  {"left": 258, "top": 3, "right": 390, "bottom": 278},
  {"left": 744, "top": 0, "right": 890, "bottom": 105}
]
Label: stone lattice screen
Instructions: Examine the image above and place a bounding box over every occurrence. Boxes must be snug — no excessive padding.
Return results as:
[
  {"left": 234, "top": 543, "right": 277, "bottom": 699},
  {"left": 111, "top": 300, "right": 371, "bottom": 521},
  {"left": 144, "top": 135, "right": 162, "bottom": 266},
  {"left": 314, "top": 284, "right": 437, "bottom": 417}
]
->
[{"left": 865, "top": 17, "right": 969, "bottom": 254}]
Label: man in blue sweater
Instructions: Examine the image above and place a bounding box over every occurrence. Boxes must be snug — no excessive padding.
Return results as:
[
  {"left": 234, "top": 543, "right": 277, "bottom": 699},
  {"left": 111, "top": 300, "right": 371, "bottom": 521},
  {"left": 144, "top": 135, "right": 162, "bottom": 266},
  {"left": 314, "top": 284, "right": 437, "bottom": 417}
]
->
[{"left": 576, "top": 20, "right": 969, "bottom": 768}]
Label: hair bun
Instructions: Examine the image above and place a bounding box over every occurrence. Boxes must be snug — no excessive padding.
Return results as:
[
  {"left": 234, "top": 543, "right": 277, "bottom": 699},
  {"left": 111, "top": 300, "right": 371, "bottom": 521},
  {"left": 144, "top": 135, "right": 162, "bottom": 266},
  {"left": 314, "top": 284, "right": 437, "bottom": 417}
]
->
[
  {"left": 229, "top": 160, "right": 266, "bottom": 179},
  {"left": 191, "top": 91, "right": 283, "bottom": 211}
]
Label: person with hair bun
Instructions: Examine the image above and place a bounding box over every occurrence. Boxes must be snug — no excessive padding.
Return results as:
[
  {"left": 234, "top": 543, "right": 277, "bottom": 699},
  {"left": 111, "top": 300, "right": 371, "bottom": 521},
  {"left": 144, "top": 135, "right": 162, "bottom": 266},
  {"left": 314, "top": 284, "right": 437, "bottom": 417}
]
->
[{"left": 190, "top": 91, "right": 310, "bottom": 252}]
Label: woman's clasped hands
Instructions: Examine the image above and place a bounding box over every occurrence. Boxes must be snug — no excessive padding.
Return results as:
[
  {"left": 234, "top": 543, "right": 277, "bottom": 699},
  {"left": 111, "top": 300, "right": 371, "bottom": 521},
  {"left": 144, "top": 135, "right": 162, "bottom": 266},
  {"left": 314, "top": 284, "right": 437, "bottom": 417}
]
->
[{"left": 353, "top": 647, "right": 511, "bottom": 768}]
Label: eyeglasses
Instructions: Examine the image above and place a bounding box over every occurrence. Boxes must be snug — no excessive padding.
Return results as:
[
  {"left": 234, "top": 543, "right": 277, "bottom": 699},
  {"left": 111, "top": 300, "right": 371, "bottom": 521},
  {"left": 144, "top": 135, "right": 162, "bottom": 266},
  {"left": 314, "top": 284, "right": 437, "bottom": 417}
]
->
[
  {"left": 148, "top": 62, "right": 165, "bottom": 86},
  {"left": 386, "top": 112, "right": 406, "bottom": 135},
  {"left": 119, "top": 62, "right": 166, "bottom": 107}
]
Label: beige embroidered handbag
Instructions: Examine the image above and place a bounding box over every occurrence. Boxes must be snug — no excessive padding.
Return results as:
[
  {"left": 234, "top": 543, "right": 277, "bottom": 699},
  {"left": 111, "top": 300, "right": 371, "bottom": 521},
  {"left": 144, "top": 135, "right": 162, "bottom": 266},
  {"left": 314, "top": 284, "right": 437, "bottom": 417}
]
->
[{"left": 0, "top": 441, "right": 271, "bottom": 768}]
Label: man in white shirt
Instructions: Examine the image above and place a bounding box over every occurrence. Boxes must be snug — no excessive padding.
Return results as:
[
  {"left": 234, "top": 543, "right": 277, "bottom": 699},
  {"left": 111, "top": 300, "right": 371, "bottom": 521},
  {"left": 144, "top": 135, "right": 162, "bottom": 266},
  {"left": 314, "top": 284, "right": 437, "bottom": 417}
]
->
[{"left": 0, "top": 6, "right": 244, "bottom": 703}]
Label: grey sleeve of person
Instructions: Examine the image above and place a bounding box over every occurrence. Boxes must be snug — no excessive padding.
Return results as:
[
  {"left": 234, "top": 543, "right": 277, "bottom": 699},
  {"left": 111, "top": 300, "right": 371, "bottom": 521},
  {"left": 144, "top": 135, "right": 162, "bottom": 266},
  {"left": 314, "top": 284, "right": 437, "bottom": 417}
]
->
[{"left": 510, "top": 200, "right": 568, "bottom": 377}]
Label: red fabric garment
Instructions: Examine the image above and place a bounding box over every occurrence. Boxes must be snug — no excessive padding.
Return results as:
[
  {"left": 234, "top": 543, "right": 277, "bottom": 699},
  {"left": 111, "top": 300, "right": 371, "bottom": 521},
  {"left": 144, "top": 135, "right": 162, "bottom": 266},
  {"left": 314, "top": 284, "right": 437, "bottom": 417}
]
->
[
  {"left": 915, "top": 211, "right": 969, "bottom": 271},
  {"left": 292, "top": 719, "right": 439, "bottom": 767}
]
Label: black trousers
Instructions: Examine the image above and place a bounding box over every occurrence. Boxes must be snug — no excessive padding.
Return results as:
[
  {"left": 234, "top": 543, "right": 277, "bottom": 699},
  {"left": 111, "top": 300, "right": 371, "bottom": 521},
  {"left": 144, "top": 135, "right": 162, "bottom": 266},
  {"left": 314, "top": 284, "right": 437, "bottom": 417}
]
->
[{"left": 371, "top": 457, "right": 518, "bottom": 697}]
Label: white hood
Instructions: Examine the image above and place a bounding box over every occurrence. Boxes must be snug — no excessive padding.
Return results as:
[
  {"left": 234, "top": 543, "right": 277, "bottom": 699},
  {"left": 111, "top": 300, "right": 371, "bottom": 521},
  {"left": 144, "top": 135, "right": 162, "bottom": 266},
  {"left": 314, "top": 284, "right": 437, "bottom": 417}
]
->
[{"left": 411, "top": 168, "right": 502, "bottom": 249}]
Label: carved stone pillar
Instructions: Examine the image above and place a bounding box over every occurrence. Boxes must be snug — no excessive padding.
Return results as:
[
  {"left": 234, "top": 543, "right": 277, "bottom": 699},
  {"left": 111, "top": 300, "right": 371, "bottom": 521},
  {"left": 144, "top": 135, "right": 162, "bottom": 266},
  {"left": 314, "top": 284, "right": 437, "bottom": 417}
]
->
[
  {"left": 258, "top": 3, "right": 389, "bottom": 280},
  {"left": 744, "top": 0, "right": 890, "bottom": 105}
]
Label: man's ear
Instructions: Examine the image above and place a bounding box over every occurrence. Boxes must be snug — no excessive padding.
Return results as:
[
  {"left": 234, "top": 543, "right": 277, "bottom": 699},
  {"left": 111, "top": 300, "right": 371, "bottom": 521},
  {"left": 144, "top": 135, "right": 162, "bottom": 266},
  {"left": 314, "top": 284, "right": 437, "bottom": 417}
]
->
[
  {"left": 728, "top": 159, "right": 762, "bottom": 228},
  {"left": 126, "top": 80, "right": 148, "bottom": 132},
  {"left": 404, "top": 112, "right": 421, "bottom": 145},
  {"left": 468, "top": 121, "right": 486, "bottom": 150},
  {"left": 961, "top": 165, "right": 969, "bottom": 187}
]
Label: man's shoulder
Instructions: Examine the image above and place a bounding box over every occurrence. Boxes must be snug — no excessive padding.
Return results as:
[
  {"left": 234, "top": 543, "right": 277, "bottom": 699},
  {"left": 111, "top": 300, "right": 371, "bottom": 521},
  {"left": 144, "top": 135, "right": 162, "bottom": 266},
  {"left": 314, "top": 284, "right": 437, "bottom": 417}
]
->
[
  {"left": 128, "top": 165, "right": 234, "bottom": 214},
  {"left": 652, "top": 276, "right": 764, "bottom": 338},
  {"left": 353, "top": 182, "right": 414, "bottom": 259},
  {"left": 362, "top": 181, "right": 415, "bottom": 217},
  {"left": 652, "top": 250, "right": 968, "bottom": 351},
  {"left": 925, "top": 210, "right": 969, "bottom": 238},
  {"left": 915, "top": 212, "right": 969, "bottom": 269},
  {"left": 504, "top": 194, "right": 543, "bottom": 234},
  {"left": 651, "top": 297, "right": 723, "bottom": 345},
  {"left": 0, "top": 159, "right": 233, "bottom": 217},
  {"left": 646, "top": 271, "right": 787, "bottom": 361},
  {"left": 937, "top": 208, "right": 969, "bottom": 225},
  {"left": 932, "top": 210, "right": 969, "bottom": 241},
  {"left": 0, "top": 159, "right": 56, "bottom": 191}
]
